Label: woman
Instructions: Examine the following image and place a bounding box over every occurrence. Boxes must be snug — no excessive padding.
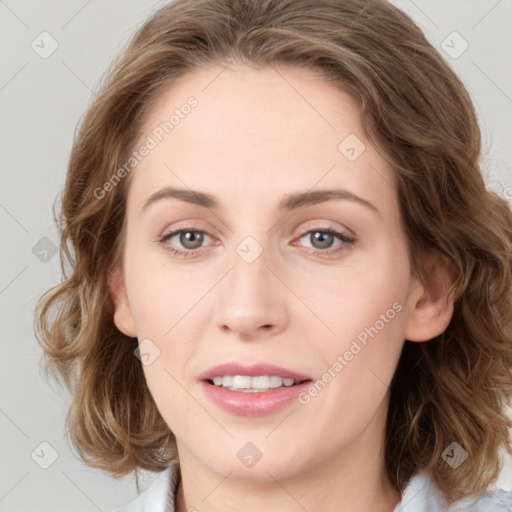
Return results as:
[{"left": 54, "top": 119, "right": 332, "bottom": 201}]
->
[{"left": 35, "top": 0, "right": 512, "bottom": 510}]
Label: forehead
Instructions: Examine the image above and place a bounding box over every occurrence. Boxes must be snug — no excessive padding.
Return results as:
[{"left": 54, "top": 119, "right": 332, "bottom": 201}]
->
[
  {"left": 127, "top": 63, "right": 395, "bottom": 215},
  {"left": 140, "top": 62, "right": 362, "bottom": 148}
]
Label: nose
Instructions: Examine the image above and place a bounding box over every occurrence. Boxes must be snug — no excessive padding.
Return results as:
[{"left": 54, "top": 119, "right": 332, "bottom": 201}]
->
[{"left": 213, "top": 240, "right": 290, "bottom": 340}]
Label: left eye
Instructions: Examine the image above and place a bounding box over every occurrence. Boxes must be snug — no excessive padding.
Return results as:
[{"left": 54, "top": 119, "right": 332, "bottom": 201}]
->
[{"left": 298, "top": 229, "right": 347, "bottom": 250}]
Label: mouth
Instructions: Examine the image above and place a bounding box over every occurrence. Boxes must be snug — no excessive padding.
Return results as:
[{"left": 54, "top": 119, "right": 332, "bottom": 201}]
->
[
  {"left": 205, "top": 375, "right": 312, "bottom": 392},
  {"left": 198, "top": 363, "right": 313, "bottom": 415},
  {"left": 198, "top": 362, "right": 313, "bottom": 390},
  {"left": 200, "top": 377, "right": 313, "bottom": 416}
]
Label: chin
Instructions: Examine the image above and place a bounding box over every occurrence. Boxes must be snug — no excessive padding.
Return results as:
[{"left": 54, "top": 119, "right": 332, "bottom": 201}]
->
[{"left": 198, "top": 443, "right": 310, "bottom": 482}]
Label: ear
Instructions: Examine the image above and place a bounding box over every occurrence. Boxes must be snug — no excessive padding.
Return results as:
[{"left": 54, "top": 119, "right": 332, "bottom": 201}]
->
[
  {"left": 108, "top": 265, "right": 137, "bottom": 338},
  {"left": 404, "top": 252, "right": 456, "bottom": 342}
]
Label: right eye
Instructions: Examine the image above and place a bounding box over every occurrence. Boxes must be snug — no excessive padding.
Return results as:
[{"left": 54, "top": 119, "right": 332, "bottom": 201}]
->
[{"left": 159, "top": 227, "right": 214, "bottom": 257}]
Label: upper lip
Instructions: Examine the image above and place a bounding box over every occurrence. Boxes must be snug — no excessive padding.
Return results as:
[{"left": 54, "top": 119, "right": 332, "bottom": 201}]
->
[{"left": 198, "top": 362, "right": 312, "bottom": 383}]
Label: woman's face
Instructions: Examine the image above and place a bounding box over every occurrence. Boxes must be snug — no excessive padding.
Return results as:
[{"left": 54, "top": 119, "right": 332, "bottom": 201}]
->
[{"left": 113, "top": 63, "right": 426, "bottom": 481}]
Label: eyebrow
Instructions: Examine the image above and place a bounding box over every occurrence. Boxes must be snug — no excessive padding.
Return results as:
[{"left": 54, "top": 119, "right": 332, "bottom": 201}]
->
[{"left": 142, "top": 186, "right": 380, "bottom": 215}]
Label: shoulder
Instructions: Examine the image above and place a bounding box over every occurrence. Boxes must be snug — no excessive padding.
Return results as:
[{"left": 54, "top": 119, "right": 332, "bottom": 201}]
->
[
  {"left": 111, "top": 460, "right": 180, "bottom": 512},
  {"left": 449, "top": 488, "right": 512, "bottom": 512},
  {"left": 395, "top": 471, "right": 512, "bottom": 512}
]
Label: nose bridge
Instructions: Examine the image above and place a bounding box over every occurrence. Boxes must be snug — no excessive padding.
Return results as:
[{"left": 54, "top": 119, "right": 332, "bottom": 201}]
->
[
  {"left": 232, "top": 234, "right": 269, "bottom": 295},
  {"left": 213, "top": 231, "right": 289, "bottom": 336}
]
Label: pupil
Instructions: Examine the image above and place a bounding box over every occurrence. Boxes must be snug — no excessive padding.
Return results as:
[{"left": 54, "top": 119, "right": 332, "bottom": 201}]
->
[
  {"left": 312, "top": 231, "right": 333, "bottom": 249},
  {"left": 181, "top": 231, "right": 203, "bottom": 249}
]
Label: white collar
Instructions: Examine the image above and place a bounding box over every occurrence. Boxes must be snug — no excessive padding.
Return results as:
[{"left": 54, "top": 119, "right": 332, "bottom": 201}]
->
[
  {"left": 113, "top": 459, "right": 179, "bottom": 512},
  {"left": 114, "top": 462, "right": 512, "bottom": 512}
]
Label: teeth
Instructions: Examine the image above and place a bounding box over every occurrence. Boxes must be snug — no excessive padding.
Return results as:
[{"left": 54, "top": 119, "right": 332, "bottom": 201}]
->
[
  {"left": 213, "top": 376, "right": 224, "bottom": 386},
  {"left": 211, "top": 375, "right": 299, "bottom": 391}
]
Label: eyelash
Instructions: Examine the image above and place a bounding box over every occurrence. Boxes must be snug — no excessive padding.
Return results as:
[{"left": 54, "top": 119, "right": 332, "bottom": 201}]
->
[{"left": 158, "top": 225, "right": 356, "bottom": 259}]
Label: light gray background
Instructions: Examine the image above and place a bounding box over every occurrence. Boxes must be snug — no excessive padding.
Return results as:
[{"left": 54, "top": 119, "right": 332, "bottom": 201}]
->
[{"left": 1, "top": 1, "right": 511, "bottom": 510}]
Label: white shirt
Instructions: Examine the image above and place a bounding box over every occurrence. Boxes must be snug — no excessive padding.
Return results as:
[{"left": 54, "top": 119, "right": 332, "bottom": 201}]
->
[{"left": 112, "top": 460, "right": 512, "bottom": 511}]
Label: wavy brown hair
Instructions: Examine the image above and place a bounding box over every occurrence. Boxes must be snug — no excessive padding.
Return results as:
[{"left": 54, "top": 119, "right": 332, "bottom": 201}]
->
[{"left": 34, "top": 0, "right": 512, "bottom": 504}]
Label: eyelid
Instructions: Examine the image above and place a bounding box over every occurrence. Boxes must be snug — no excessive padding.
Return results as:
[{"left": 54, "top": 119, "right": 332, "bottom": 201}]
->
[
  {"left": 157, "top": 219, "right": 356, "bottom": 258},
  {"left": 159, "top": 225, "right": 214, "bottom": 246},
  {"left": 159, "top": 219, "right": 215, "bottom": 238},
  {"left": 293, "top": 219, "right": 355, "bottom": 237},
  {"left": 158, "top": 220, "right": 351, "bottom": 241}
]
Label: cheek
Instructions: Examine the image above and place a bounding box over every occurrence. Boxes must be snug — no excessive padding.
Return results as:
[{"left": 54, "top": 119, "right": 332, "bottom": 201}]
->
[
  {"left": 296, "top": 286, "right": 406, "bottom": 447},
  {"left": 125, "top": 246, "right": 210, "bottom": 338},
  {"left": 296, "top": 251, "right": 409, "bottom": 402},
  {"left": 300, "top": 262, "right": 407, "bottom": 344}
]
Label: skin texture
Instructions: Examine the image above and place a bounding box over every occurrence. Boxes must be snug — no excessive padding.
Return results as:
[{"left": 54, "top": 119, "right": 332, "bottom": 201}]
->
[{"left": 110, "top": 63, "right": 455, "bottom": 512}]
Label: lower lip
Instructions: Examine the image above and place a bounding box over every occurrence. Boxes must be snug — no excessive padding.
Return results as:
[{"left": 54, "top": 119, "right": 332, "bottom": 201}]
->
[{"left": 200, "top": 380, "right": 312, "bottom": 416}]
